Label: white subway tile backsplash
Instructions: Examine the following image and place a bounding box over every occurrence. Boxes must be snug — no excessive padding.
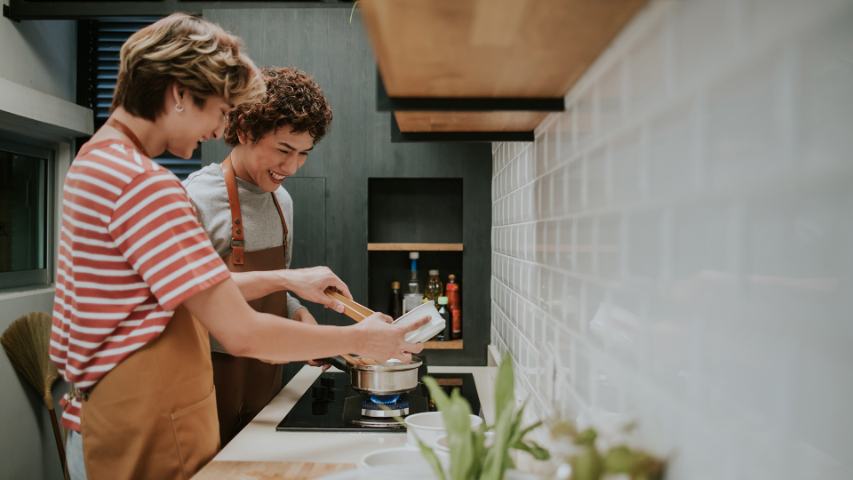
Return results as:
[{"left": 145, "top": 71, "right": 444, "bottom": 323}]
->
[
  {"left": 797, "top": 8, "right": 853, "bottom": 174},
  {"left": 491, "top": 1, "right": 853, "bottom": 477},
  {"left": 585, "top": 148, "right": 608, "bottom": 210},
  {"left": 575, "top": 87, "right": 597, "bottom": 153},
  {"left": 609, "top": 129, "right": 643, "bottom": 207},
  {"left": 647, "top": 100, "right": 699, "bottom": 201},
  {"left": 705, "top": 49, "right": 789, "bottom": 189},
  {"left": 567, "top": 158, "right": 584, "bottom": 214},
  {"left": 625, "top": 12, "right": 669, "bottom": 119},
  {"left": 597, "top": 60, "right": 626, "bottom": 136}
]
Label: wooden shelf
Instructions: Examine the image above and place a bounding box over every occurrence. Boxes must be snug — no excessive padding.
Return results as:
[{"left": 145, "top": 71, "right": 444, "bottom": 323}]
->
[
  {"left": 424, "top": 339, "right": 463, "bottom": 350},
  {"left": 360, "top": 0, "right": 648, "bottom": 134},
  {"left": 368, "top": 242, "right": 464, "bottom": 252},
  {"left": 394, "top": 111, "right": 548, "bottom": 133}
]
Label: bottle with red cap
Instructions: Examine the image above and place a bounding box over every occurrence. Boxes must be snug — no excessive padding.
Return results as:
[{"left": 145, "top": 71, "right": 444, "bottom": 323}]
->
[{"left": 446, "top": 274, "right": 461, "bottom": 339}]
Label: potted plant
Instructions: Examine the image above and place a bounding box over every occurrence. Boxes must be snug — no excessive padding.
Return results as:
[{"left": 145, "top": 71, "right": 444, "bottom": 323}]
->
[
  {"left": 412, "top": 353, "right": 550, "bottom": 480},
  {"left": 411, "top": 352, "right": 667, "bottom": 480},
  {"left": 546, "top": 419, "right": 666, "bottom": 480}
]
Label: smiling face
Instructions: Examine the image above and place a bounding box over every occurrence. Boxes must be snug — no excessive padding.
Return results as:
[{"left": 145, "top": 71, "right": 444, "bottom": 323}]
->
[{"left": 232, "top": 126, "right": 314, "bottom": 192}]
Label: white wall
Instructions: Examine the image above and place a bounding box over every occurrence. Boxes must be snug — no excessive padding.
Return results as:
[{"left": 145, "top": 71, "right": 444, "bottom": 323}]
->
[
  {"left": 490, "top": 0, "right": 853, "bottom": 478},
  {"left": 0, "top": 6, "right": 75, "bottom": 100},
  {"left": 0, "top": 2, "right": 81, "bottom": 478}
]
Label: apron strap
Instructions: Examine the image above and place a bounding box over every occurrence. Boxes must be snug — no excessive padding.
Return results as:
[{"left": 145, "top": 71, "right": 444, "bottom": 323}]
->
[
  {"left": 222, "top": 156, "right": 245, "bottom": 265},
  {"left": 269, "top": 192, "right": 289, "bottom": 262},
  {"left": 222, "top": 155, "right": 290, "bottom": 265}
]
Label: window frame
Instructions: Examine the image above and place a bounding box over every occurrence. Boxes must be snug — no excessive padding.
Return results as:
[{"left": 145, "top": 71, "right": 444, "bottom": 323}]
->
[
  {"left": 0, "top": 135, "right": 56, "bottom": 290},
  {"left": 76, "top": 17, "right": 203, "bottom": 179}
]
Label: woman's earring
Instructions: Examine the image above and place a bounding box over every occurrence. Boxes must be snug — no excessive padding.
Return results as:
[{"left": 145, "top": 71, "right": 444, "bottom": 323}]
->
[{"left": 175, "top": 103, "right": 185, "bottom": 113}]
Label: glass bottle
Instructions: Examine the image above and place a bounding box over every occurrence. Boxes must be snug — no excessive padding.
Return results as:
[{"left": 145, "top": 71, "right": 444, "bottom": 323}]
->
[
  {"left": 445, "top": 274, "right": 460, "bottom": 312},
  {"left": 402, "top": 252, "right": 422, "bottom": 314},
  {"left": 389, "top": 281, "right": 402, "bottom": 319},
  {"left": 423, "top": 269, "right": 443, "bottom": 306},
  {"left": 437, "top": 296, "right": 451, "bottom": 341}
]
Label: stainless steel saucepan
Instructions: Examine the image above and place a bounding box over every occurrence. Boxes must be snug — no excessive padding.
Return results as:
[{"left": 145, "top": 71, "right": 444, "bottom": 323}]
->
[
  {"left": 327, "top": 355, "right": 424, "bottom": 395},
  {"left": 322, "top": 289, "right": 426, "bottom": 395}
]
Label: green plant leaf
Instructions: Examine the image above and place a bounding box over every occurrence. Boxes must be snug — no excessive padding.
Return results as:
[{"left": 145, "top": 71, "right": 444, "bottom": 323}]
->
[
  {"left": 513, "top": 440, "right": 551, "bottom": 461},
  {"left": 414, "top": 433, "right": 447, "bottom": 480},
  {"left": 575, "top": 427, "right": 598, "bottom": 447},
  {"left": 603, "top": 445, "right": 666, "bottom": 480},
  {"left": 517, "top": 420, "right": 543, "bottom": 440},
  {"left": 570, "top": 446, "right": 603, "bottom": 480},
  {"left": 446, "top": 390, "right": 476, "bottom": 480},
  {"left": 481, "top": 401, "right": 515, "bottom": 479},
  {"left": 493, "top": 353, "right": 515, "bottom": 422},
  {"left": 424, "top": 377, "right": 477, "bottom": 480},
  {"left": 603, "top": 445, "right": 636, "bottom": 473}
]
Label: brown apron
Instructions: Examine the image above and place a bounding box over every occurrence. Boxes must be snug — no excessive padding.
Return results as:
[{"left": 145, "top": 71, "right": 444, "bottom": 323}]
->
[
  {"left": 212, "top": 156, "right": 289, "bottom": 447},
  {"left": 80, "top": 305, "right": 219, "bottom": 479}
]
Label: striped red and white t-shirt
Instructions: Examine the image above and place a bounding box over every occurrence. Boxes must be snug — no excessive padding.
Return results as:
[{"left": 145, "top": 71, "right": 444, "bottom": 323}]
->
[{"left": 50, "top": 139, "right": 230, "bottom": 432}]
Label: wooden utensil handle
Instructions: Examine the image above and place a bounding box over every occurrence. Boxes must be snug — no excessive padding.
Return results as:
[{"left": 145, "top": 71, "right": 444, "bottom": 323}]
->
[
  {"left": 325, "top": 289, "right": 375, "bottom": 322},
  {"left": 323, "top": 289, "right": 379, "bottom": 365}
]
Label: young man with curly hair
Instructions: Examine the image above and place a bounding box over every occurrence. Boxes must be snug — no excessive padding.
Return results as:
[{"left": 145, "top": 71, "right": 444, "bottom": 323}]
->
[{"left": 183, "top": 67, "right": 341, "bottom": 445}]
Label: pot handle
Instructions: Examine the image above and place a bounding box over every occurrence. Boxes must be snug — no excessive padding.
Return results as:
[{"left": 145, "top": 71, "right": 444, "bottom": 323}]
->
[{"left": 320, "top": 356, "right": 350, "bottom": 371}]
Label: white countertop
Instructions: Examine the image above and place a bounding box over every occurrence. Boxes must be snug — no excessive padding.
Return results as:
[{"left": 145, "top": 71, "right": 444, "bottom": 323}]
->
[{"left": 212, "top": 364, "right": 497, "bottom": 465}]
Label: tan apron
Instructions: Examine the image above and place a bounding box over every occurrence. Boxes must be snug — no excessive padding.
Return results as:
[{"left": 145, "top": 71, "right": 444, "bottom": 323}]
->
[
  {"left": 212, "top": 156, "right": 289, "bottom": 446},
  {"left": 78, "top": 122, "right": 219, "bottom": 479},
  {"left": 80, "top": 305, "right": 219, "bottom": 479}
]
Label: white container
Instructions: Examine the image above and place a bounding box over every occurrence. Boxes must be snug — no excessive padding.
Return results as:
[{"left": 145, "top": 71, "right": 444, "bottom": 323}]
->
[
  {"left": 357, "top": 446, "right": 447, "bottom": 479},
  {"left": 393, "top": 301, "right": 446, "bottom": 343},
  {"left": 404, "top": 411, "right": 483, "bottom": 448},
  {"left": 360, "top": 447, "right": 435, "bottom": 470}
]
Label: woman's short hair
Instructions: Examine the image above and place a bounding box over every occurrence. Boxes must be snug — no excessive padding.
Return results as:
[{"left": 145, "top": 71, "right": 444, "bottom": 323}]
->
[
  {"left": 112, "top": 13, "right": 265, "bottom": 120},
  {"left": 223, "top": 67, "right": 333, "bottom": 146}
]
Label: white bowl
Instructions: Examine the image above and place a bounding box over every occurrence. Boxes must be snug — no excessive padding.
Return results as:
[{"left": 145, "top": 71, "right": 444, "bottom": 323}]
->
[
  {"left": 360, "top": 447, "right": 432, "bottom": 469},
  {"left": 393, "top": 301, "right": 446, "bottom": 343},
  {"left": 404, "top": 411, "right": 483, "bottom": 448},
  {"left": 359, "top": 446, "right": 448, "bottom": 477}
]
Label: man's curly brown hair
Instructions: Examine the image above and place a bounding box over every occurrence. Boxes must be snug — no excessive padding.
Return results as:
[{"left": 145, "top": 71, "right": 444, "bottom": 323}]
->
[{"left": 224, "top": 66, "right": 332, "bottom": 146}]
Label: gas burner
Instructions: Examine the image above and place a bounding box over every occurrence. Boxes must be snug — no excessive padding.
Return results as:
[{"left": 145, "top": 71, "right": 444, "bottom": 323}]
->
[
  {"left": 362, "top": 394, "right": 410, "bottom": 418},
  {"left": 351, "top": 416, "right": 407, "bottom": 428},
  {"left": 369, "top": 394, "right": 401, "bottom": 405},
  {"left": 276, "top": 372, "right": 479, "bottom": 433}
]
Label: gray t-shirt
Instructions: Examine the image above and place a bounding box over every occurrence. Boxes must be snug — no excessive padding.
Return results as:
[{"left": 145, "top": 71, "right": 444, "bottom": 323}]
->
[{"left": 183, "top": 163, "right": 304, "bottom": 352}]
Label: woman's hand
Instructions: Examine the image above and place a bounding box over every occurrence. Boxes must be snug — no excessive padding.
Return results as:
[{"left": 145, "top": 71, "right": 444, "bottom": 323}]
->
[
  {"left": 294, "top": 309, "right": 331, "bottom": 370},
  {"left": 292, "top": 307, "right": 317, "bottom": 325},
  {"left": 278, "top": 267, "right": 352, "bottom": 313},
  {"left": 351, "top": 313, "right": 429, "bottom": 363}
]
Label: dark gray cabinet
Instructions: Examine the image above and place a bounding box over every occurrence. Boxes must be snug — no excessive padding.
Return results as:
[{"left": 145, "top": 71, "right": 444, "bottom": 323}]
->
[{"left": 202, "top": 7, "right": 491, "bottom": 365}]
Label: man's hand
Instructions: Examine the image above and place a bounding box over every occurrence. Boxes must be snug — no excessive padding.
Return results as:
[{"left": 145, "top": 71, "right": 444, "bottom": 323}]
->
[{"left": 278, "top": 267, "right": 352, "bottom": 314}]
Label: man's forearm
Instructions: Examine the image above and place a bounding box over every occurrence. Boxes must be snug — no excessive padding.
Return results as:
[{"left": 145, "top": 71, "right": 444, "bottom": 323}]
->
[{"left": 231, "top": 270, "right": 286, "bottom": 301}]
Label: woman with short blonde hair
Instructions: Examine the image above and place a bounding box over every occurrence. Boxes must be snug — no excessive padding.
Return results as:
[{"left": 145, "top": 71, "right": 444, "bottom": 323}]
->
[{"left": 52, "top": 13, "right": 425, "bottom": 480}]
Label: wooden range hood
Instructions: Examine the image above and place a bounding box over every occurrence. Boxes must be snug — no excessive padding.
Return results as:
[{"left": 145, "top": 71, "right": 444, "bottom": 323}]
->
[{"left": 359, "top": 0, "right": 648, "bottom": 141}]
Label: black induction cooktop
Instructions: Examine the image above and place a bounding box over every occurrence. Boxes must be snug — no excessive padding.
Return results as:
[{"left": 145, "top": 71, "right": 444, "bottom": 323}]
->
[{"left": 276, "top": 371, "right": 481, "bottom": 433}]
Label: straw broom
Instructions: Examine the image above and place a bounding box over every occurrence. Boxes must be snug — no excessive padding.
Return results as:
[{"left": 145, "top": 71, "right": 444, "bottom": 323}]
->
[{"left": 1, "top": 312, "right": 69, "bottom": 480}]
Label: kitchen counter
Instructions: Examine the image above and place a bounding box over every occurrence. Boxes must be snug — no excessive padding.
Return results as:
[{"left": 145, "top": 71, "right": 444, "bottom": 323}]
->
[{"left": 207, "top": 363, "right": 497, "bottom": 466}]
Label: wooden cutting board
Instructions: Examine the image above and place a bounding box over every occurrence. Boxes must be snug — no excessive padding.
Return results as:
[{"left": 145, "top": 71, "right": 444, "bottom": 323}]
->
[{"left": 192, "top": 461, "right": 356, "bottom": 480}]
